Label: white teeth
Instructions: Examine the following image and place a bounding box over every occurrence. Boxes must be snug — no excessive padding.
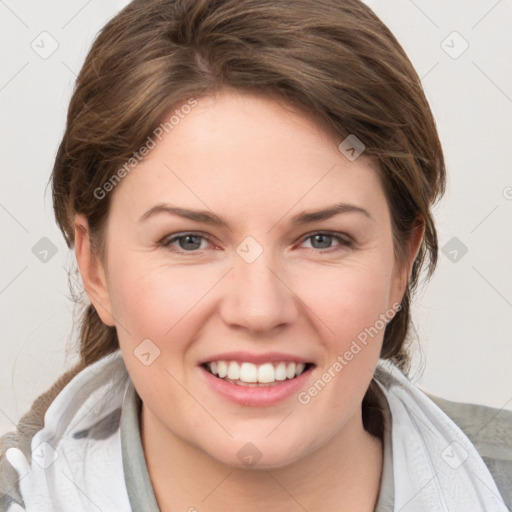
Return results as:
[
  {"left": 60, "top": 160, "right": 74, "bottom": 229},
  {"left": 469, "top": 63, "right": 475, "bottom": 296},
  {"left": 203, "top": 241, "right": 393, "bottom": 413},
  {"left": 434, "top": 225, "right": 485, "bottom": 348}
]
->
[
  {"left": 275, "top": 362, "right": 287, "bottom": 381},
  {"left": 286, "top": 362, "right": 296, "bottom": 379},
  {"left": 257, "top": 363, "right": 275, "bottom": 383},
  {"left": 206, "top": 360, "right": 309, "bottom": 384},
  {"left": 239, "top": 362, "right": 258, "bottom": 383},
  {"left": 227, "top": 361, "right": 240, "bottom": 380},
  {"left": 217, "top": 361, "right": 228, "bottom": 378}
]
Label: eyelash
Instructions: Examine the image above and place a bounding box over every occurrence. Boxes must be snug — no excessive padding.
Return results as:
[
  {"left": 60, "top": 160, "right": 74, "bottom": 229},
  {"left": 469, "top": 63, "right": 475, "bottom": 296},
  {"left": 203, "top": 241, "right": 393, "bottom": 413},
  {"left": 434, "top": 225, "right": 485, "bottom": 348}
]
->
[{"left": 161, "top": 231, "right": 353, "bottom": 254}]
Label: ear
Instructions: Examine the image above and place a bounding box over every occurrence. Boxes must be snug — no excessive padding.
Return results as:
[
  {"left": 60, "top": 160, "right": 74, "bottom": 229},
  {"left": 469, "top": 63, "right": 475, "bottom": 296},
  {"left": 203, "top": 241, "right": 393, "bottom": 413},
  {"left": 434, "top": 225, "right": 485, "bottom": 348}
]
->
[
  {"left": 74, "top": 214, "right": 116, "bottom": 327},
  {"left": 389, "top": 217, "right": 425, "bottom": 308}
]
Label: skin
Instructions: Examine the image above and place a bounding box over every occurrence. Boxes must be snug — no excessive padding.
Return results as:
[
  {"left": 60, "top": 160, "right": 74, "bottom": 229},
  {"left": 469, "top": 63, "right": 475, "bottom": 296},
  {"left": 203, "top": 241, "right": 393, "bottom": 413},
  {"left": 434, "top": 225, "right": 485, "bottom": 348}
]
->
[{"left": 75, "top": 89, "right": 423, "bottom": 511}]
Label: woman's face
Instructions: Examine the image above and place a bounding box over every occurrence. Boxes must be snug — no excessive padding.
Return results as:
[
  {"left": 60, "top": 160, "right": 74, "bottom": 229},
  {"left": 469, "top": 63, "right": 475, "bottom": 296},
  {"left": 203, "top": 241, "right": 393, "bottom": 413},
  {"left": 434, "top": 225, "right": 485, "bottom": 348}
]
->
[{"left": 80, "top": 90, "right": 410, "bottom": 469}]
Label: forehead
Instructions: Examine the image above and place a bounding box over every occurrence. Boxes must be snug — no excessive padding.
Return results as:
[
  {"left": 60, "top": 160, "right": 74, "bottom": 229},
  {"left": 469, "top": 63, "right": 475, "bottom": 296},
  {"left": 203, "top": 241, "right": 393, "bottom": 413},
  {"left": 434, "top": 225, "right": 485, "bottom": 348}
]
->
[{"left": 109, "top": 90, "right": 388, "bottom": 225}]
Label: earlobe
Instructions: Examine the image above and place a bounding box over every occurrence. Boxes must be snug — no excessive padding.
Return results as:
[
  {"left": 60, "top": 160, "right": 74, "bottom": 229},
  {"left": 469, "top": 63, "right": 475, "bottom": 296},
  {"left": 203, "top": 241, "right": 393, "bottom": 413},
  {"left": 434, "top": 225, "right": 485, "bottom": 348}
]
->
[
  {"left": 407, "top": 219, "right": 425, "bottom": 282},
  {"left": 390, "top": 218, "right": 425, "bottom": 308},
  {"left": 73, "top": 214, "right": 116, "bottom": 327}
]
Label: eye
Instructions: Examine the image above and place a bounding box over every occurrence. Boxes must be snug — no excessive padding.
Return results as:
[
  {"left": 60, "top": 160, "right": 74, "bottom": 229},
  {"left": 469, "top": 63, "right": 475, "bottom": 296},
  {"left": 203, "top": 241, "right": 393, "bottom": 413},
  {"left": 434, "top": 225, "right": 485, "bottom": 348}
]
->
[
  {"left": 160, "top": 230, "right": 353, "bottom": 254},
  {"left": 299, "top": 232, "right": 353, "bottom": 252},
  {"left": 161, "top": 232, "right": 213, "bottom": 252}
]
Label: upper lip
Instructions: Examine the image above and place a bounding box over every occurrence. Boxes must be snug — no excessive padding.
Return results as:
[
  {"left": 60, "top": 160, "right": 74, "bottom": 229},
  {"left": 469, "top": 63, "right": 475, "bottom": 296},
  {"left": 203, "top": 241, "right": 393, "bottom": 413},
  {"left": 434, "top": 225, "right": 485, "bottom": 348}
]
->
[{"left": 198, "top": 351, "right": 314, "bottom": 365}]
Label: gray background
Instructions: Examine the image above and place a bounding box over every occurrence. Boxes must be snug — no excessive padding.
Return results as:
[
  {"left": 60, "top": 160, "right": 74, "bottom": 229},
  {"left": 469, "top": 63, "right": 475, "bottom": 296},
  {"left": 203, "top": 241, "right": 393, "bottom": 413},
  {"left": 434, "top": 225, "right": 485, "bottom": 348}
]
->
[{"left": 1, "top": 0, "right": 511, "bottom": 435}]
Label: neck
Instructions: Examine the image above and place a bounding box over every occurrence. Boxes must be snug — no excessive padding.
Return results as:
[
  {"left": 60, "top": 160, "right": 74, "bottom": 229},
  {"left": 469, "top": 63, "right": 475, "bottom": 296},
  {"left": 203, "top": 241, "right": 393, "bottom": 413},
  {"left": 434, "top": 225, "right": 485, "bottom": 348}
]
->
[{"left": 141, "top": 404, "right": 383, "bottom": 512}]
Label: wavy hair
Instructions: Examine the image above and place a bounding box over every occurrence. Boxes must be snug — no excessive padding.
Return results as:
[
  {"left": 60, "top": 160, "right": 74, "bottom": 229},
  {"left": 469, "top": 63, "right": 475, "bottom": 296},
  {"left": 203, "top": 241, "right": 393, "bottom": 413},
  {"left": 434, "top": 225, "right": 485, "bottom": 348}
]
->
[{"left": 12, "top": 0, "right": 446, "bottom": 443}]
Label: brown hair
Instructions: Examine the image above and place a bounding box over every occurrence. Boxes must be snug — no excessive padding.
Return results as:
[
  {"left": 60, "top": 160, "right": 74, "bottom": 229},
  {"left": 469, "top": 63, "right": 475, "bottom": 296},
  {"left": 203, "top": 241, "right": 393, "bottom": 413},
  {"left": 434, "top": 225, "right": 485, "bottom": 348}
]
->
[{"left": 21, "top": 0, "right": 446, "bottom": 441}]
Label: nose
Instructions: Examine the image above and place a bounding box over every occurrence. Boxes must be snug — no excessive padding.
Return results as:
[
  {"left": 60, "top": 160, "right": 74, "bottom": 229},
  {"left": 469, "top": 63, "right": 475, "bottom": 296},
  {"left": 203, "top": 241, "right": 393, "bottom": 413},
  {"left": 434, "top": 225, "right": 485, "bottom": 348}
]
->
[{"left": 219, "top": 249, "right": 299, "bottom": 335}]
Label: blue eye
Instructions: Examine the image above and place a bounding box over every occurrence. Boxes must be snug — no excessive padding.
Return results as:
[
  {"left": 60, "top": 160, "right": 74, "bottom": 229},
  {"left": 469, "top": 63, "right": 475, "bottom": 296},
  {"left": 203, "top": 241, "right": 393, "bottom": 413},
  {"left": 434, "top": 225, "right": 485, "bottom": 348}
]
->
[
  {"left": 300, "top": 232, "right": 353, "bottom": 252},
  {"left": 162, "top": 232, "right": 212, "bottom": 252},
  {"left": 161, "top": 231, "right": 353, "bottom": 254}
]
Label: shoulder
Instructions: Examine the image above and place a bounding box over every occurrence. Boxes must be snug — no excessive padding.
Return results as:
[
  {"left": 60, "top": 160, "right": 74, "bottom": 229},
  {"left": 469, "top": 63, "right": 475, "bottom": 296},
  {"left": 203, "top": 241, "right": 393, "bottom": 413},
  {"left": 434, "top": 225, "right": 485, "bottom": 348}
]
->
[
  {"left": 425, "top": 392, "right": 512, "bottom": 457},
  {"left": 0, "top": 361, "right": 87, "bottom": 511},
  {"left": 425, "top": 391, "right": 512, "bottom": 507},
  {"left": 0, "top": 432, "right": 26, "bottom": 511},
  {"left": 0, "top": 398, "right": 45, "bottom": 511}
]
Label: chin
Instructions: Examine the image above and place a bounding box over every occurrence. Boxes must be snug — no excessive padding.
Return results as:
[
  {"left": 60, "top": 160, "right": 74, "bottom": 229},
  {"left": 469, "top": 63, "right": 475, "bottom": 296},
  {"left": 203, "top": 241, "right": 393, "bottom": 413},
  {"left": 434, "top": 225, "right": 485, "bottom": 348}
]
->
[{"left": 204, "top": 436, "right": 309, "bottom": 471}]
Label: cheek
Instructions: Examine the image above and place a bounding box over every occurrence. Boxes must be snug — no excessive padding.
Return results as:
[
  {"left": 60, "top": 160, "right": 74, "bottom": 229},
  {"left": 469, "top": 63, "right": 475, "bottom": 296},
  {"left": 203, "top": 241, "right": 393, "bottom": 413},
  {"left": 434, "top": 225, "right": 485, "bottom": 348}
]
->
[
  {"left": 291, "top": 265, "right": 393, "bottom": 416},
  {"left": 108, "top": 266, "right": 172, "bottom": 338},
  {"left": 106, "top": 258, "right": 209, "bottom": 398},
  {"left": 296, "top": 259, "right": 394, "bottom": 339},
  {"left": 107, "top": 255, "right": 221, "bottom": 346}
]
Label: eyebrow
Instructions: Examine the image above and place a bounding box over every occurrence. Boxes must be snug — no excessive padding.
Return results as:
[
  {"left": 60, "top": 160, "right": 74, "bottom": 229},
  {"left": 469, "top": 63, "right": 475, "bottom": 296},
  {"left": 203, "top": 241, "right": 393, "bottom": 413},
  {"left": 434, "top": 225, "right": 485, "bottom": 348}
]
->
[{"left": 138, "top": 202, "right": 372, "bottom": 227}]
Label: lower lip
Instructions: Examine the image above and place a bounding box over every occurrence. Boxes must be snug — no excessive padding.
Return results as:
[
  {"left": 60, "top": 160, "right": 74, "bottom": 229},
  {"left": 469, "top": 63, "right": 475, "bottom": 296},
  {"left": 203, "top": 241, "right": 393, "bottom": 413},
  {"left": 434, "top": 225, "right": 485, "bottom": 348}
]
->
[{"left": 199, "top": 365, "right": 314, "bottom": 407}]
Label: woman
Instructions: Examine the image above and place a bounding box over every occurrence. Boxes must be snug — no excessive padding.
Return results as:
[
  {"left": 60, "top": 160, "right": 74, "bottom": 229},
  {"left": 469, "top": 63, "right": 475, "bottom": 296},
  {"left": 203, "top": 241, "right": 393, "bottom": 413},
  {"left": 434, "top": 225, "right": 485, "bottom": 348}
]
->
[{"left": 1, "top": 0, "right": 510, "bottom": 510}]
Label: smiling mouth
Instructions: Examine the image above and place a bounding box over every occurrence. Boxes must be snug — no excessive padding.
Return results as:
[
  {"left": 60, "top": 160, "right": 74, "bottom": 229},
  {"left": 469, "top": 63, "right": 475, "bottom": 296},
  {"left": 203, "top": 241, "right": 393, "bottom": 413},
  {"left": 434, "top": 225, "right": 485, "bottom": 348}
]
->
[{"left": 201, "top": 360, "right": 315, "bottom": 387}]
